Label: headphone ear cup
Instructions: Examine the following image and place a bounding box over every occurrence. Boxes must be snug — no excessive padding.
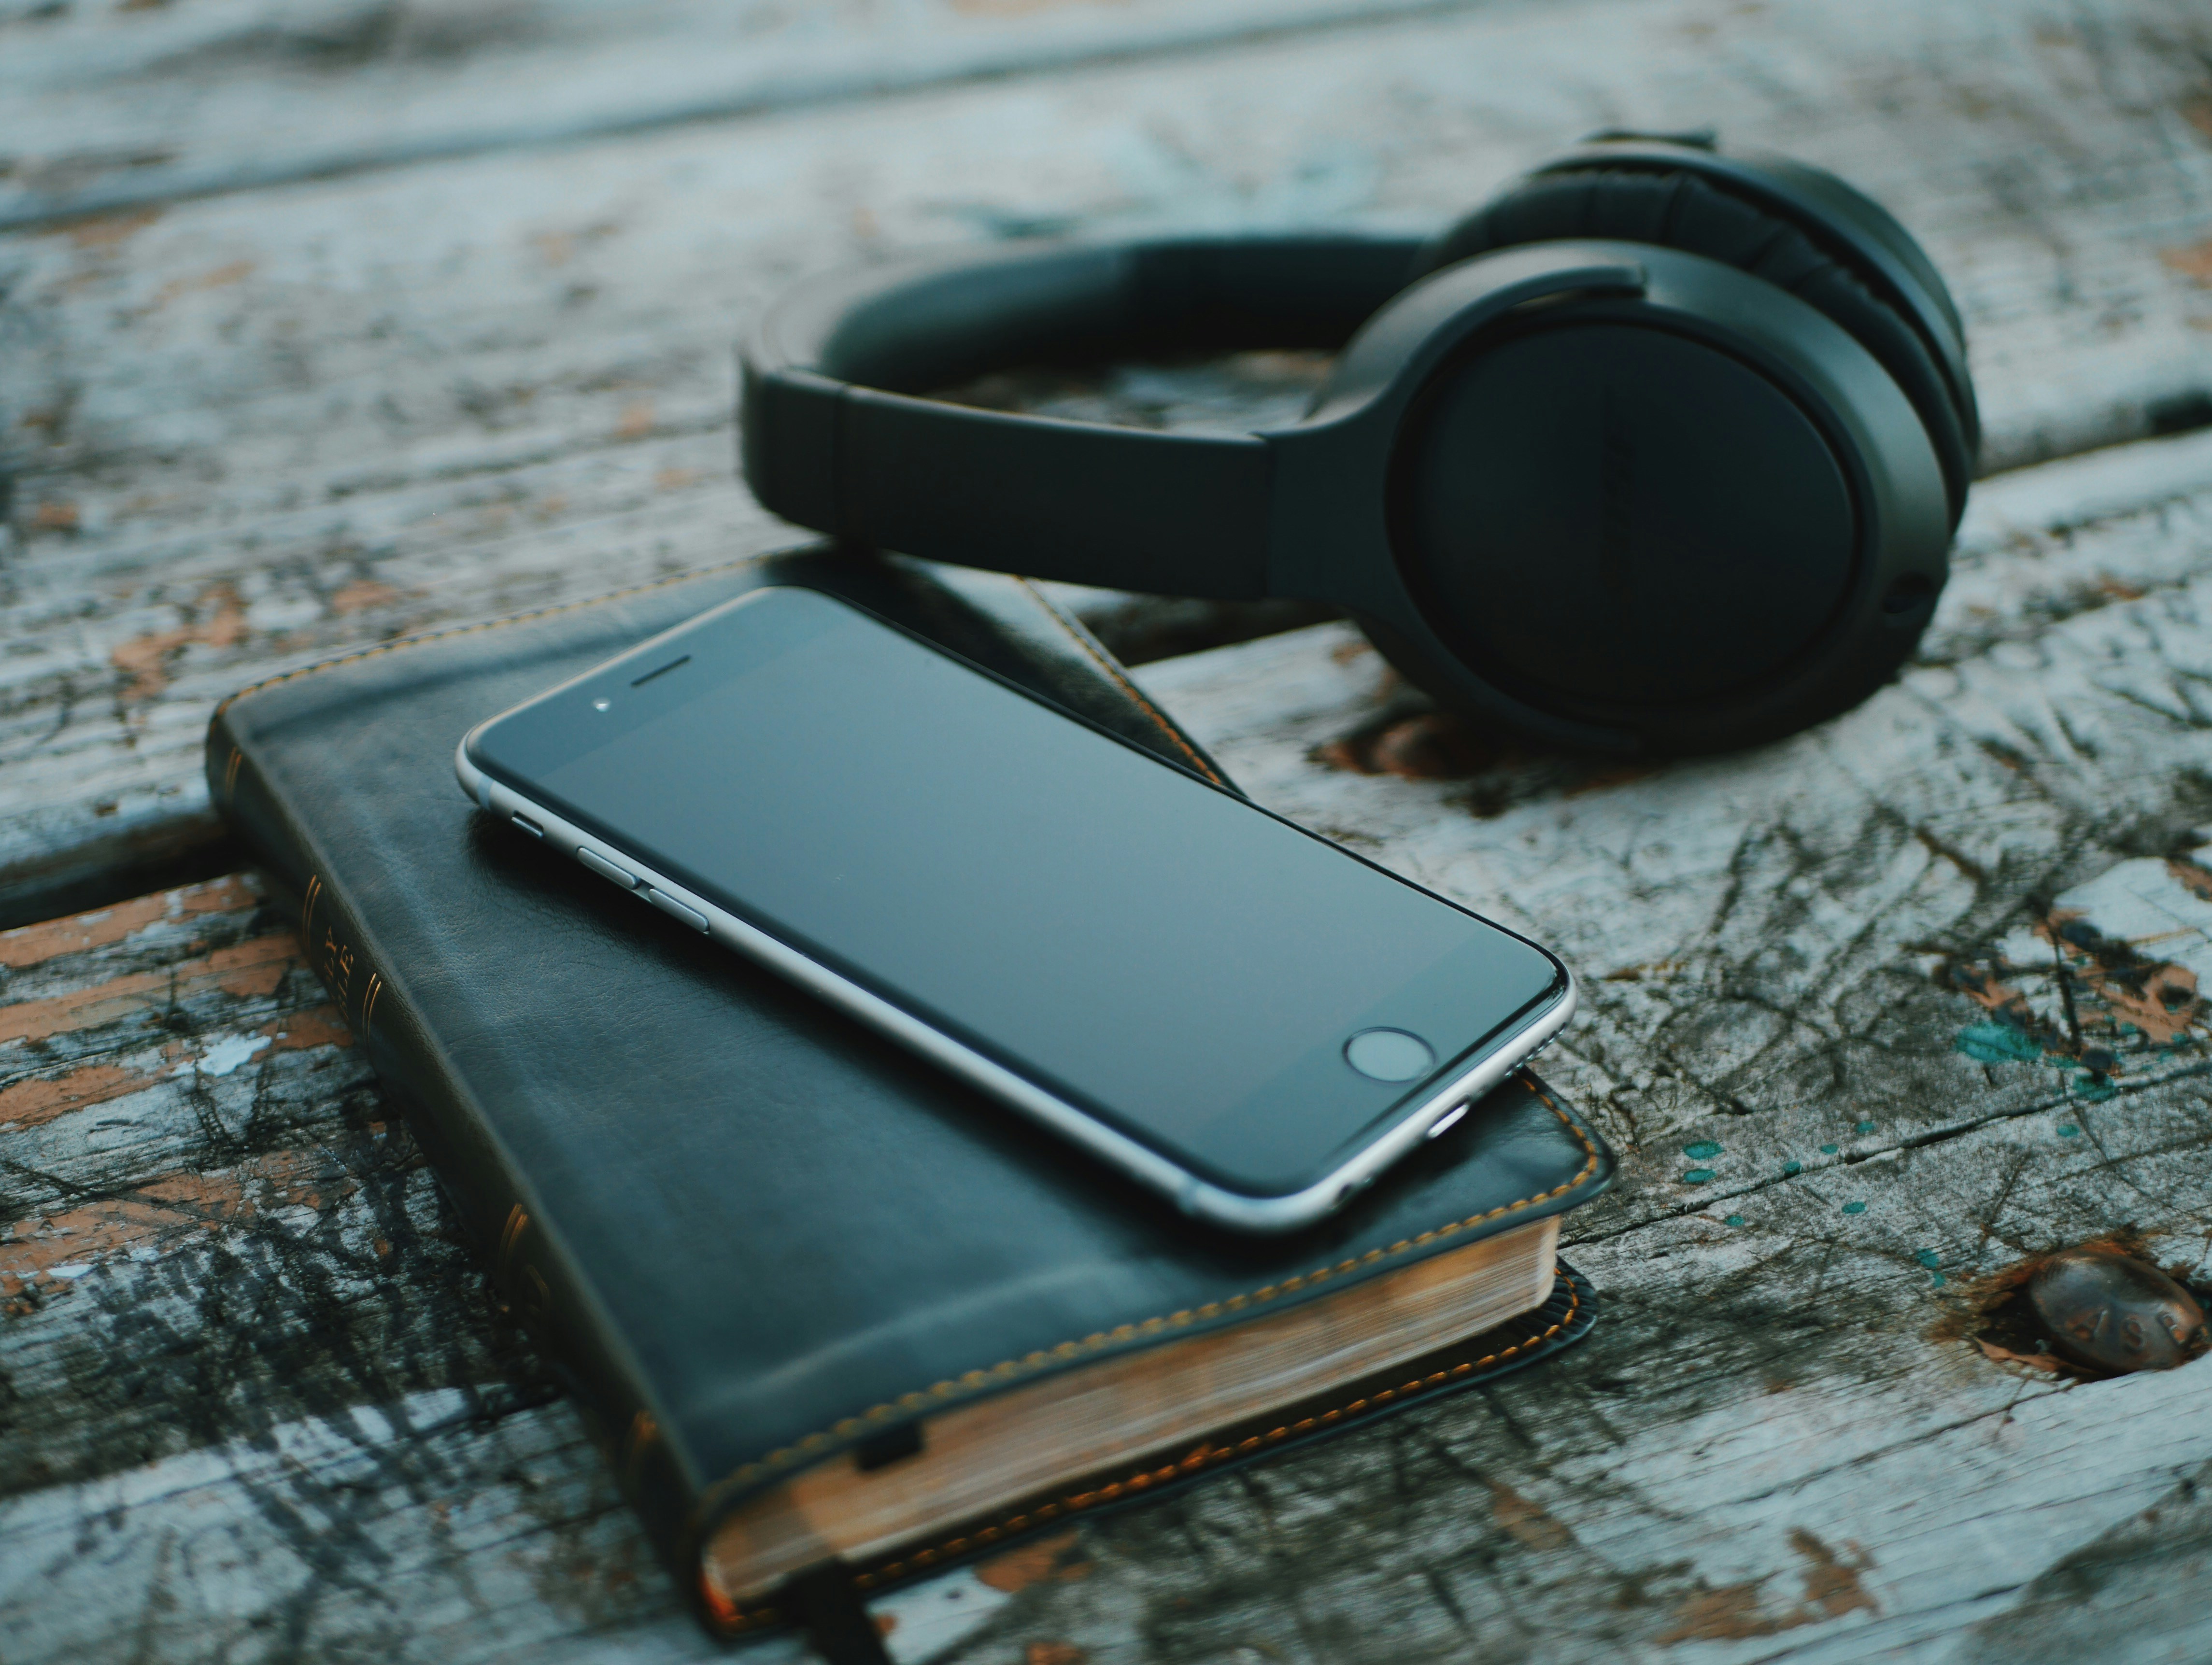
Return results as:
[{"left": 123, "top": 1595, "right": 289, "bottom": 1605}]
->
[{"left": 1418, "top": 166, "right": 1972, "bottom": 527}]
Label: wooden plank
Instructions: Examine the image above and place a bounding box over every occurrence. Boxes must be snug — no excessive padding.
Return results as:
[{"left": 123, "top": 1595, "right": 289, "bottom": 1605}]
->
[
  {"left": 0, "top": 0, "right": 1511, "bottom": 231},
  {"left": 6, "top": 422, "right": 2212, "bottom": 1661},
  {"left": 0, "top": 874, "right": 753, "bottom": 1662},
  {"left": 7, "top": 0, "right": 2212, "bottom": 1654},
  {"left": 5, "top": 0, "right": 2212, "bottom": 924}
]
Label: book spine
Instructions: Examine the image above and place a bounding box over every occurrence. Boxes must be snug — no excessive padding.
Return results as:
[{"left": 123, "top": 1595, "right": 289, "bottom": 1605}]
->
[{"left": 204, "top": 711, "right": 711, "bottom": 1612}]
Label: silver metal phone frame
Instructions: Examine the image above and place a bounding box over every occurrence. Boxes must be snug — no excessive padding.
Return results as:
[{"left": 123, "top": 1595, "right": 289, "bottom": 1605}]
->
[{"left": 455, "top": 736, "right": 1576, "bottom": 1235}]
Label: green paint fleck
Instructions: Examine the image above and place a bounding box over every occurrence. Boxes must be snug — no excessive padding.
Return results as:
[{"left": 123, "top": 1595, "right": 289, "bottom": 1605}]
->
[
  {"left": 1955, "top": 1022, "right": 2039, "bottom": 1064},
  {"left": 1931, "top": 1272, "right": 1946, "bottom": 1287},
  {"left": 2057, "top": 1124, "right": 2081, "bottom": 1138},
  {"left": 1682, "top": 1169, "right": 1716, "bottom": 1185},
  {"left": 2076, "top": 1076, "right": 2118, "bottom": 1103},
  {"left": 1725, "top": 1214, "right": 1745, "bottom": 1228},
  {"left": 1843, "top": 1200, "right": 1867, "bottom": 1215},
  {"left": 1820, "top": 1143, "right": 1840, "bottom": 1155},
  {"left": 1855, "top": 1120, "right": 1876, "bottom": 1134},
  {"left": 1915, "top": 1250, "right": 1941, "bottom": 1270},
  {"left": 1684, "top": 1140, "right": 1723, "bottom": 1159},
  {"left": 1782, "top": 1160, "right": 1802, "bottom": 1176}
]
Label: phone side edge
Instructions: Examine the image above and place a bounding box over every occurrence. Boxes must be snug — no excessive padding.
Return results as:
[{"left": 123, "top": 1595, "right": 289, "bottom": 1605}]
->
[{"left": 456, "top": 726, "right": 494, "bottom": 808}]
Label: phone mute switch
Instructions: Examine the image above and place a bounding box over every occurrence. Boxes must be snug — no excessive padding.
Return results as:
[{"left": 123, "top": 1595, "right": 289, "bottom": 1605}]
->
[
  {"left": 645, "top": 888, "right": 710, "bottom": 932},
  {"left": 1426, "top": 1102, "right": 1472, "bottom": 1140}
]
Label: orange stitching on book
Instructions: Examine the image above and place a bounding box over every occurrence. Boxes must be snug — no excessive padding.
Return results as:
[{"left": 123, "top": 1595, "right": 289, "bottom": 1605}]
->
[
  {"left": 697, "top": 1087, "right": 1600, "bottom": 1512},
  {"left": 212, "top": 554, "right": 773, "bottom": 718},
  {"left": 1015, "top": 577, "right": 1225, "bottom": 787}
]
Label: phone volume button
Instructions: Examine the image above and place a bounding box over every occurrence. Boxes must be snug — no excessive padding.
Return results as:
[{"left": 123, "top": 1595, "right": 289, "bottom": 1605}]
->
[
  {"left": 576, "top": 847, "right": 637, "bottom": 889},
  {"left": 644, "top": 888, "right": 710, "bottom": 932}
]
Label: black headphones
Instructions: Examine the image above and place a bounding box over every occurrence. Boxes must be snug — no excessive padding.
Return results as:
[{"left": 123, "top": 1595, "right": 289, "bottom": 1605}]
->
[{"left": 741, "top": 134, "right": 1976, "bottom": 755}]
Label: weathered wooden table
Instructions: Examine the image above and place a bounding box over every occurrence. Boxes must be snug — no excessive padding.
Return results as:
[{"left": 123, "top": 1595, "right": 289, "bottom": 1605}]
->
[{"left": 6, "top": 1, "right": 2212, "bottom": 1659}]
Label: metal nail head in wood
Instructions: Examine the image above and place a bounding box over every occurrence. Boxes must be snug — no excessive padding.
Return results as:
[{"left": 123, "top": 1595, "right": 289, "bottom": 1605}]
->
[{"left": 2028, "top": 1248, "right": 2209, "bottom": 1373}]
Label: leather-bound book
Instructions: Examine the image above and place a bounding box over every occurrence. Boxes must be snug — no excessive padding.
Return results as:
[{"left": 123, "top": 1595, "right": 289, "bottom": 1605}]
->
[{"left": 205, "top": 551, "right": 1614, "bottom": 1660}]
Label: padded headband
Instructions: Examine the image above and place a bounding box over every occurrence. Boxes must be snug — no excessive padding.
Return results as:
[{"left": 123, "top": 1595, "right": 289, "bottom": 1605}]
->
[{"left": 742, "top": 236, "right": 1422, "bottom": 600}]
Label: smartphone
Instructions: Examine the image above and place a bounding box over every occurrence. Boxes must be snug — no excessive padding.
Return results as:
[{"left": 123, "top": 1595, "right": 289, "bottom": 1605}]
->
[{"left": 456, "top": 586, "right": 1574, "bottom": 1233}]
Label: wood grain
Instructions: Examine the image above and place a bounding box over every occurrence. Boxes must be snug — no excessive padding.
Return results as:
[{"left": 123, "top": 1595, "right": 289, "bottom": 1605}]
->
[
  {"left": 6, "top": 0, "right": 2212, "bottom": 1658},
  {"left": 0, "top": 0, "right": 1518, "bottom": 230},
  {"left": 5, "top": 431, "right": 2211, "bottom": 1661},
  {"left": 5, "top": 0, "right": 2212, "bottom": 925}
]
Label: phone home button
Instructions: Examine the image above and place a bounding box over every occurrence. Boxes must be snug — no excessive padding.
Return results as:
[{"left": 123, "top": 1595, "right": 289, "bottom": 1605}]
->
[{"left": 1344, "top": 1028, "right": 1434, "bottom": 1082}]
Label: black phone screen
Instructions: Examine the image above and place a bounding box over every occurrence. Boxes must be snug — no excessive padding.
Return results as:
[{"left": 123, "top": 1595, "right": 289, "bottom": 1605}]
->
[{"left": 469, "top": 587, "right": 1565, "bottom": 1197}]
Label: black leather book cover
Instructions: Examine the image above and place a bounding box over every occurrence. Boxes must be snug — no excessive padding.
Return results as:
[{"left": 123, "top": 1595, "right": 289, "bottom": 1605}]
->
[{"left": 204, "top": 550, "right": 1614, "bottom": 1640}]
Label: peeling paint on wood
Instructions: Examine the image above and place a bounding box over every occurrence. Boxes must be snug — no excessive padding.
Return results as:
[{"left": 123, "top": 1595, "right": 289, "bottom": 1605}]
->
[
  {"left": 7, "top": 0, "right": 2212, "bottom": 1659},
  {"left": 5, "top": 0, "right": 2212, "bottom": 926}
]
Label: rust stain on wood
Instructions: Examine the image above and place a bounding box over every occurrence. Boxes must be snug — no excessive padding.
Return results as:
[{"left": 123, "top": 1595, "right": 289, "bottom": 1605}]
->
[
  {"left": 0, "top": 1063, "right": 168, "bottom": 1131},
  {"left": 2170, "top": 857, "right": 2212, "bottom": 903},
  {"left": 1790, "top": 1531, "right": 1877, "bottom": 1622},
  {"left": 135, "top": 1146, "right": 365, "bottom": 1219},
  {"left": 144, "top": 259, "right": 255, "bottom": 313},
  {"left": 976, "top": 1529, "right": 1085, "bottom": 1593},
  {"left": 1942, "top": 887, "right": 2209, "bottom": 1064},
  {"left": 0, "top": 933, "right": 298, "bottom": 1044},
  {"left": 257, "top": 1003, "right": 354, "bottom": 1053},
  {"left": 110, "top": 584, "right": 248, "bottom": 702},
  {"left": 51, "top": 206, "right": 163, "bottom": 248},
  {"left": 1656, "top": 1532, "right": 1875, "bottom": 1643},
  {"left": 1658, "top": 1584, "right": 1782, "bottom": 1645},
  {"left": 1974, "top": 1337, "right": 2063, "bottom": 1373},
  {"left": 2161, "top": 240, "right": 2212, "bottom": 285},
  {"left": 1947, "top": 961, "right": 2029, "bottom": 1020},
  {"left": 0, "top": 1146, "right": 381, "bottom": 1290},
  {"left": 0, "top": 875, "right": 258, "bottom": 969},
  {"left": 327, "top": 579, "right": 403, "bottom": 616},
  {"left": 1490, "top": 1482, "right": 1574, "bottom": 1551},
  {"left": 2, "top": 1199, "right": 189, "bottom": 1287},
  {"left": 2094, "top": 959, "right": 2199, "bottom": 1046}
]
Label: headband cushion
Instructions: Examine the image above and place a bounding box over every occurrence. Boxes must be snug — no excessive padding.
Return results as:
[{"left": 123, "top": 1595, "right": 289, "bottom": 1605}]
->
[{"left": 1417, "top": 168, "right": 1971, "bottom": 525}]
